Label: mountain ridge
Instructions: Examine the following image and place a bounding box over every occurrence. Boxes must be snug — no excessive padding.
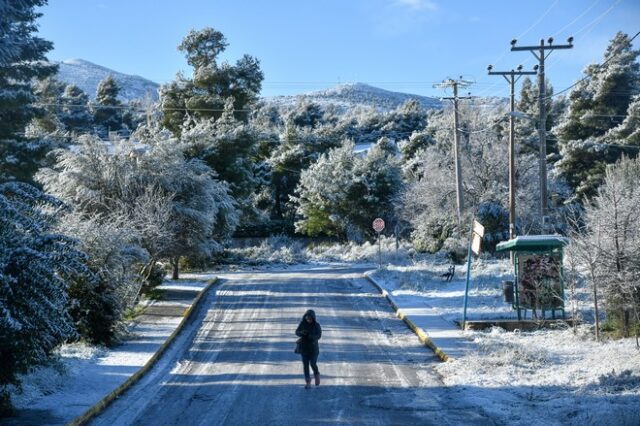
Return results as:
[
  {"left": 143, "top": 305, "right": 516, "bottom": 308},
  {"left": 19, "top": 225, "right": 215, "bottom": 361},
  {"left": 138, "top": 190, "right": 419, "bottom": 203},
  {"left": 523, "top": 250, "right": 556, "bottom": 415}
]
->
[
  {"left": 53, "top": 59, "right": 504, "bottom": 112},
  {"left": 55, "top": 58, "right": 160, "bottom": 102},
  {"left": 264, "top": 82, "right": 443, "bottom": 111}
]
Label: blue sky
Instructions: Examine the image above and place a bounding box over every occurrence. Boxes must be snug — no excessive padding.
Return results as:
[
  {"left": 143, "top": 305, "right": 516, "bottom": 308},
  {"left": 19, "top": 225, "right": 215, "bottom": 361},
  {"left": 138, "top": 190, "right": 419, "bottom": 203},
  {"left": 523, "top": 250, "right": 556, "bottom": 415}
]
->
[{"left": 38, "top": 0, "right": 639, "bottom": 98}]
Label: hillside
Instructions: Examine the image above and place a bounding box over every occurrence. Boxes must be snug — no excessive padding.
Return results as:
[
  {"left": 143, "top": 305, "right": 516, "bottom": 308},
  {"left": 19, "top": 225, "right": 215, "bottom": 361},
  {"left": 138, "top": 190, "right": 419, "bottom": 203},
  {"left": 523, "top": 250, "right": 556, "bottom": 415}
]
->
[
  {"left": 55, "top": 59, "right": 160, "bottom": 102},
  {"left": 264, "top": 82, "right": 443, "bottom": 111}
]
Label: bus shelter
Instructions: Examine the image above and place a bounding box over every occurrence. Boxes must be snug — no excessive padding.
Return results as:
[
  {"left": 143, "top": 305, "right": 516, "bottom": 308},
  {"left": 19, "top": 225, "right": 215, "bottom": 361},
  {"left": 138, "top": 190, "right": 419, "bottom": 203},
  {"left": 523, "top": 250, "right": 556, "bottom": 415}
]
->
[{"left": 496, "top": 235, "right": 569, "bottom": 320}]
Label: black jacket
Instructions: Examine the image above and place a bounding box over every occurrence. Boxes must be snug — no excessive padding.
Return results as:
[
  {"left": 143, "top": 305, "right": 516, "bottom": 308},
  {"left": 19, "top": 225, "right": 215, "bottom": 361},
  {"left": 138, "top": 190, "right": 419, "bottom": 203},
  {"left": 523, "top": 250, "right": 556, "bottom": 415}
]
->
[{"left": 295, "top": 309, "right": 322, "bottom": 356}]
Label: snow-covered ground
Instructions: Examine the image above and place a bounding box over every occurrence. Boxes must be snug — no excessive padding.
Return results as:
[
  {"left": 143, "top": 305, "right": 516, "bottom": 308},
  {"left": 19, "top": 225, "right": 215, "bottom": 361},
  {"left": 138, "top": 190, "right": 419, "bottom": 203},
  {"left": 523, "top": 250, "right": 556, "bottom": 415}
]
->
[
  {"left": 6, "top": 280, "right": 207, "bottom": 426},
  {"left": 372, "top": 256, "right": 640, "bottom": 425},
  {"left": 8, "top": 242, "right": 640, "bottom": 425}
]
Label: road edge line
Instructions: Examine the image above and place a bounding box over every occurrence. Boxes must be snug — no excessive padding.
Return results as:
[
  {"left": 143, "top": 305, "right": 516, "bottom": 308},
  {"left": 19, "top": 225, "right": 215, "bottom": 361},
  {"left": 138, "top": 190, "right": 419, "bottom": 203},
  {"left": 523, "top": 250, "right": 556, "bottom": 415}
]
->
[
  {"left": 66, "top": 277, "right": 218, "bottom": 426},
  {"left": 363, "top": 271, "right": 450, "bottom": 362}
]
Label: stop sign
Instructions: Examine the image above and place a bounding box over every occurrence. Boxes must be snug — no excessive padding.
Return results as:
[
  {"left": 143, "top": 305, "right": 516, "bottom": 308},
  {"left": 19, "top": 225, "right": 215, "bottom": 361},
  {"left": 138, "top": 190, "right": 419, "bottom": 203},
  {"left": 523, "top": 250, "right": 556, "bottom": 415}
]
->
[{"left": 372, "top": 218, "right": 385, "bottom": 233}]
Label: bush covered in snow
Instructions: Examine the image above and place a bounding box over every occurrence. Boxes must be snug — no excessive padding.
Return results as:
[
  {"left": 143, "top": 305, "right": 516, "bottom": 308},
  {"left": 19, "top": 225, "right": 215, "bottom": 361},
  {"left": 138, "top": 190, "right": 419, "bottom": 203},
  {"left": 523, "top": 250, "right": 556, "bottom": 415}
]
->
[
  {"left": 224, "top": 234, "right": 414, "bottom": 266},
  {"left": 60, "top": 213, "right": 147, "bottom": 345},
  {"left": 225, "top": 235, "right": 307, "bottom": 265}
]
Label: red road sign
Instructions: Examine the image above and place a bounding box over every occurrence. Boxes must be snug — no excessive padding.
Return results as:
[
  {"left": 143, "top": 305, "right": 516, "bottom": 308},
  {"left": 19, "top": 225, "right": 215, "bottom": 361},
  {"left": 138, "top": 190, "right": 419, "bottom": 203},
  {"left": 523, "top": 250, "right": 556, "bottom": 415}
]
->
[{"left": 372, "top": 218, "right": 385, "bottom": 233}]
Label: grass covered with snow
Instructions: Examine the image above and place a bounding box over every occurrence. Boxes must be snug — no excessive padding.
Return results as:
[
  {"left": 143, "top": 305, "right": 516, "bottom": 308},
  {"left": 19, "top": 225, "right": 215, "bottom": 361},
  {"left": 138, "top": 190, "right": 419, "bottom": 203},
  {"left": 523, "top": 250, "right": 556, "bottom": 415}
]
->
[
  {"left": 225, "top": 234, "right": 414, "bottom": 265},
  {"left": 371, "top": 255, "right": 640, "bottom": 425},
  {"left": 438, "top": 326, "right": 640, "bottom": 425}
]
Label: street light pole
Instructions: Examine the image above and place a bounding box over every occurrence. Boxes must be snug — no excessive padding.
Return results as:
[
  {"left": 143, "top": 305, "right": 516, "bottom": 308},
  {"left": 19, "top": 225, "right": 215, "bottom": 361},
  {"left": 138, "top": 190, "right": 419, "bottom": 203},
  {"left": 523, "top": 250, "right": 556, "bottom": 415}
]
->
[
  {"left": 487, "top": 65, "right": 537, "bottom": 239},
  {"left": 511, "top": 36, "right": 574, "bottom": 226}
]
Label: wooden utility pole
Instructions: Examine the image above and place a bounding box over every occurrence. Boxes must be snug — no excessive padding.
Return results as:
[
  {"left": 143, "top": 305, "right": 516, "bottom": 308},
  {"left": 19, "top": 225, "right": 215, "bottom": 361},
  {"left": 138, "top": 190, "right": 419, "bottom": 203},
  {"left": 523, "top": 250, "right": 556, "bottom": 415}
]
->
[
  {"left": 511, "top": 36, "right": 573, "bottom": 226},
  {"left": 487, "top": 65, "right": 537, "bottom": 239},
  {"left": 435, "top": 77, "right": 473, "bottom": 222}
]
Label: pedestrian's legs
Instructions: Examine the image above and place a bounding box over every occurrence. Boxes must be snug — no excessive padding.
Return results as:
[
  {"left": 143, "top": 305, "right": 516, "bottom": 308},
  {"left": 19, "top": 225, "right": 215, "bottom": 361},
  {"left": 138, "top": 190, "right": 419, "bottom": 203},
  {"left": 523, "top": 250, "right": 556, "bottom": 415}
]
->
[
  {"left": 309, "top": 353, "right": 319, "bottom": 375},
  {"left": 301, "top": 355, "right": 311, "bottom": 382},
  {"left": 310, "top": 353, "right": 320, "bottom": 386}
]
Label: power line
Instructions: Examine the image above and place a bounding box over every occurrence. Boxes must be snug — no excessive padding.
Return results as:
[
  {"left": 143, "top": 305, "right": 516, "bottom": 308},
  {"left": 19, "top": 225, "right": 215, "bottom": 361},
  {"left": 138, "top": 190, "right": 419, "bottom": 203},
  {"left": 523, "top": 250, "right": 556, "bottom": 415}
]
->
[
  {"left": 548, "top": 30, "right": 640, "bottom": 100},
  {"left": 552, "top": 0, "right": 602, "bottom": 37}
]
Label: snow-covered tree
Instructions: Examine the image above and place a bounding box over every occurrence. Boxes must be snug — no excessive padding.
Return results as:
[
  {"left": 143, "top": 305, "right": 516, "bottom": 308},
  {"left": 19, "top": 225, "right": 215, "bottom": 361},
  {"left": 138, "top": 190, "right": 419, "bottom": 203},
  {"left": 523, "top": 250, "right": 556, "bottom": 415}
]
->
[
  {"left": 515, "top": 77, "right": 560, "bottom": 155},
  {"left": 294, "top": 138, "right": 402, "bottom": 241},
  {"left": 93, "top": 75, "right": 123, "bottom": 134},
  {"left": 584, "top": 156, "right": 640, "bottom": 337},
  {"left": 606, "top": 94, "right": 640, "bottom": 145},
  {"left": 554, "top": 32, "right": 640, "bottom": 200},
  {"left": 0, "top": 0, "right": 58, "bottom": 184},
  {"left": 400, "top": 101, "right": 567, "bottom": 253},
  {"left": 347, "top": 138, "right": 403, "bottom": 239},
  {"left": 60, "top": 212, "right": 146, "bottom": 344},
  {"left": 381, "top": 99, "right": 428, "bottom": 143},
  {"left": 0, "top": 182, "right": 86, "bottom": 413},
  {"left": 60, "top": 84, "right": 93, "bottom": 133},
  {"left": 0, "top": 0, "right": 57, "bottom": 140},
  {"left": 180, "top": 102, "right": 258, "bottom": 219},
  {"left": 161, "top": 27, "right": 263, "bottom": 136},
  {"left": 293, "top": 141, "right": 356, "bottom": 238},
  {"left": 38, "top": 130, "right": 238, "bottom": 280},
  {"left": 29, "top": 77, "right": 66, "bottom": 135}
]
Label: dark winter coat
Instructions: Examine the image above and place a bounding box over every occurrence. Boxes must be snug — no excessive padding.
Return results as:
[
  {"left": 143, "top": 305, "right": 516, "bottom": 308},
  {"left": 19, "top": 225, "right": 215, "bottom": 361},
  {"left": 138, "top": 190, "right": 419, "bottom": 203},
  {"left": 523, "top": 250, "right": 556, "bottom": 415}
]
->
[{"left": 295, "top": 309, "right": 322, "bottom": 356}]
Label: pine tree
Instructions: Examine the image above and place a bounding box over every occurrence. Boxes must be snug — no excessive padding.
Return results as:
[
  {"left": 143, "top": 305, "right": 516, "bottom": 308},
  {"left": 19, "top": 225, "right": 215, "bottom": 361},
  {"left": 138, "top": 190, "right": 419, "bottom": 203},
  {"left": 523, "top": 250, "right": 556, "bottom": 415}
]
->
[
  {"left": 293, "top": 138, "right": 403, "bottom": 241},
  {"left": 0, "top": 0, "right": 58, "bottom": 184},
  {"left": 0, "top": 0, "right": 57, "bottom": 139},
  {"left": 93, "top": 75, "right": 123, "bottom": 134},
  {"left": 180, "top": 101, "right": 258, "bottom": 216},
  {"left": 606, "top": 95, "right": 640, "bottom": 145},
  {"left": 30, "top": 77, "right": 66, "bottom": 134},
  {"left": 0, "top": 182, "right": 87, "bottom": 413},
  {"left": 347, "top": 138, "right": 403, "bottom": 239},
  {"left": 60, "top": 84, "right": 93, "bottom": 133},
  {"left": 515, "top": 77, "right": 559, "bottom": 155},
  {"left": 554, "top": 32, "right": 640, "bottom": 200},
  {"left": 160, "top": 28, "right": 263, "bottom": 136}
]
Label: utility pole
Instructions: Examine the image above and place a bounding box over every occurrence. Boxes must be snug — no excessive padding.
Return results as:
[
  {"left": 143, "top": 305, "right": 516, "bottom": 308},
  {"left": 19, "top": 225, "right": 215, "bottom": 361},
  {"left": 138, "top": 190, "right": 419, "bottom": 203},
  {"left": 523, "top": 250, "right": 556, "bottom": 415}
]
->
[
  {"left": 511, "top": 36, "right": 573, "bottom": 227},
  {"left": 434, "top": 77, "right": 473, "bottom": 222},
  {"left": 487, "top": 65, "right": 537, "bottom": 240}
]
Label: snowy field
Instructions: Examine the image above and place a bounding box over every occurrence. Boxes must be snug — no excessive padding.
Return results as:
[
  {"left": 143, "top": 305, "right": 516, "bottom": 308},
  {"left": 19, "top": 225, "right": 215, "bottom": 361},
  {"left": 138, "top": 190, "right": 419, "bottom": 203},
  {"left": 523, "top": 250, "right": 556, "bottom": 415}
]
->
[{"left": 372, "top": 256, "right": 640, "bottom": 425}]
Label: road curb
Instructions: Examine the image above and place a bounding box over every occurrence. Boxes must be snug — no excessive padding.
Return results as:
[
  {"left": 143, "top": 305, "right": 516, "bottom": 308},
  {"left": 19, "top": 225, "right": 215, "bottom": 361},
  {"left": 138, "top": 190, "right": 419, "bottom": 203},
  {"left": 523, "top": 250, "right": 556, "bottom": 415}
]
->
[
  {"left": 364, "top": 271, "right": 449, "bottom": 362},
  {"left": 67, "top": 277, "right": 218, "bottom": 426}
]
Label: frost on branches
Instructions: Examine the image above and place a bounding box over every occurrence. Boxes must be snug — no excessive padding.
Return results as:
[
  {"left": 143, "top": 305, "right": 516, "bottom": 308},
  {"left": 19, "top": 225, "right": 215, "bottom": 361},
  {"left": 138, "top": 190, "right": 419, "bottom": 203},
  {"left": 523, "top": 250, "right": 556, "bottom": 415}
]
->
[{"left": 0, "top": 182, "right": 86, "bottom": 413}]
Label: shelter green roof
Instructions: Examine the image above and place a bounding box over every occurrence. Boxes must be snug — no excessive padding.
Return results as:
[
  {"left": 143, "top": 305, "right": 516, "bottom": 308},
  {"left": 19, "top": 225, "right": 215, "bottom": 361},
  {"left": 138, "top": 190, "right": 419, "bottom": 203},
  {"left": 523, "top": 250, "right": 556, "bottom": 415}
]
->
[{"left": 495, "top": 235, "right": 569, "bottom": 252}]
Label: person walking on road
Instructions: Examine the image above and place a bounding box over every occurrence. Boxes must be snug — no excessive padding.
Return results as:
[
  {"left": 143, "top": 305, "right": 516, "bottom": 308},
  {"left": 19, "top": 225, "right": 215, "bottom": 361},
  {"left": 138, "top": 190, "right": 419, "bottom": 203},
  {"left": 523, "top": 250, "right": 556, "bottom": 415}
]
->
[{"left": 295, "top": 309, "right": 322, "bottom": 389}]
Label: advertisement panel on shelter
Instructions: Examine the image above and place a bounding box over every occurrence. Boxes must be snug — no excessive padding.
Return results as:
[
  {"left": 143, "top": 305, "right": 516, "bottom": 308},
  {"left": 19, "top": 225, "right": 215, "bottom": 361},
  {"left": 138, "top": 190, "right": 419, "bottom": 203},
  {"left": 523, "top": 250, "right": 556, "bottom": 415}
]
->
[{"left": 517, "top": 254, "right": 563, "bottom": 310}]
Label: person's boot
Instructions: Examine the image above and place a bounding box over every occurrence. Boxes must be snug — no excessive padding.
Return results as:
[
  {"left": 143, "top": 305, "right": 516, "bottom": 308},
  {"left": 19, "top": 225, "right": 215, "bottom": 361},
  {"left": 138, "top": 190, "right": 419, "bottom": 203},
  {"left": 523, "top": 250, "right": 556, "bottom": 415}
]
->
[
  {"left": 314, "top": 373, "right": 320, "bottom": 386},
  {"left": 305, "top": 378, "right": 311, "bottom": 389}
]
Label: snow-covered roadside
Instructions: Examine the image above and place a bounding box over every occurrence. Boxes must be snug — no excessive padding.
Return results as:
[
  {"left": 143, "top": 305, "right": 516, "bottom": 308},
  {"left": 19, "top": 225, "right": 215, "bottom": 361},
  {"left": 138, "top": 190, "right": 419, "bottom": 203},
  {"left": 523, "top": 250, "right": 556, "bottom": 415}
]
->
[
  {"left": 371, "top": 257, "right": 640, "bottom": 425},
  {"left": 6, "top": 280, "right": 208, "bottom": 426}
]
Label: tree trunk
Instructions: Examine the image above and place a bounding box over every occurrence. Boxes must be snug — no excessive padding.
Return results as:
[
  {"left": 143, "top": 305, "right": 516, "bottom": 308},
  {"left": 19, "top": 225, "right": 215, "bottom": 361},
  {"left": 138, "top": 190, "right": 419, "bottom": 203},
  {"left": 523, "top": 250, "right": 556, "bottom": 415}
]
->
[
  {"left": 172, "top": 257, "right": 180, "bottom": 280},
  {"left": 592, "top": 273, "right": 600, "bottom": 342},
  {"left": 623, "top": 308, "right": 630, "bottom": 338}
]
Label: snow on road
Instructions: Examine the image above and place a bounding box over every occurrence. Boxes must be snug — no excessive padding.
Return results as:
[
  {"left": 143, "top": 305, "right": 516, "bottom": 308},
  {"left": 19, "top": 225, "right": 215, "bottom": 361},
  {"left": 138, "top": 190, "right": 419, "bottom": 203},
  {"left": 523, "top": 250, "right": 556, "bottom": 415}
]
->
[{"left": 90, "top": 266, "right": 493, "bottom": 426}]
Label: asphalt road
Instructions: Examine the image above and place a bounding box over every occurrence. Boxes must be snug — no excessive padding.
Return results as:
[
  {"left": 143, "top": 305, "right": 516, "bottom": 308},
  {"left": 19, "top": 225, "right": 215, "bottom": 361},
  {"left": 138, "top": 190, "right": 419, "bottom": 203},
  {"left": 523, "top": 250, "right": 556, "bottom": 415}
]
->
[{"left": 91, "top": 266, "right": 493, "bottom": 426}]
